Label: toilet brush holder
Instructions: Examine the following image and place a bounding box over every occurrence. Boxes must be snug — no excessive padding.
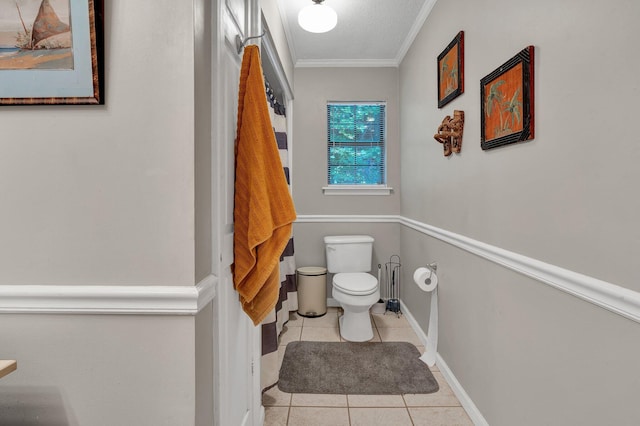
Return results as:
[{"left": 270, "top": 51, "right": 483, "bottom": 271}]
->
[{"left": 386, "top": 298, "right": 400, "bottom": 313}]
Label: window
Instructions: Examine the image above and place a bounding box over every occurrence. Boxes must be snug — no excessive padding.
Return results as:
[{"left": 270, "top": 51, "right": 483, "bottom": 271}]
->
[{"left": 326, "top": 102, "right": 388, "bottom": 194}]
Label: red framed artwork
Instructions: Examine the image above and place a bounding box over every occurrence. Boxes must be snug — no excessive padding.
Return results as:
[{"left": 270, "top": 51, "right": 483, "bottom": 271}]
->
[
  {"left": 480, "top": 46, "right": 535, "bottom": 150},
  {"left": 437, "top": 31, "right": 464, "bottom": 108}
]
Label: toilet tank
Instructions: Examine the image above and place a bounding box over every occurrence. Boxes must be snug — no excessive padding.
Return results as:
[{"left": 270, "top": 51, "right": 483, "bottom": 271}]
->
[{"left": 324, "top": 235, "right": 374, "bottom": 273}]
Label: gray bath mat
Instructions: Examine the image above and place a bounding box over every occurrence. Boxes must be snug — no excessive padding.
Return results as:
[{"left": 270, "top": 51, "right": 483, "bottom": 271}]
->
[{"left": 278, "top": 341, "right": 439, "bottom": 394}]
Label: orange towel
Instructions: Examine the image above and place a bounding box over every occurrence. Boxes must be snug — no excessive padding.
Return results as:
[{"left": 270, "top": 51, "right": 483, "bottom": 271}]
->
[{"left": 232, "top": 45, "right": 297, "bottom": 325}]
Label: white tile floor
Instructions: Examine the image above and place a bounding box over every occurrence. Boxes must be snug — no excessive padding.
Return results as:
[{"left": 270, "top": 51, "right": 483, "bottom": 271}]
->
[{"left": 263, "top": 307, "right": 474, "bottom": 426}]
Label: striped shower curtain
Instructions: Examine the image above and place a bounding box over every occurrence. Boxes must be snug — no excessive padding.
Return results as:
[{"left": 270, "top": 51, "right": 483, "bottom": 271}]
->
[{"left": 261, "top": 82, "right": 297, "bottom": 392}]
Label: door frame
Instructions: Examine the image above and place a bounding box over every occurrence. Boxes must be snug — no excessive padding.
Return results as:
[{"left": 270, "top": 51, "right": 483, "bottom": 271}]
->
[{"left": 211, "top": 0, "right": 264, "bottom": 425}]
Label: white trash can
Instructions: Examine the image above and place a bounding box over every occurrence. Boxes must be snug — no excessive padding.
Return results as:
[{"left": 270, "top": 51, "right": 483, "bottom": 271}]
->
[{"left": 296, "top": 266, "right": 327, "bottom": 318}]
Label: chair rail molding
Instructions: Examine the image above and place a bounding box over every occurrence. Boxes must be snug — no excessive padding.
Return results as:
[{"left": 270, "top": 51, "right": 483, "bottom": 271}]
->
[
  {"left": 296, "top": 214, "right": 640, "bottom": 324},
  {"left": 0, "top": 275, "right": 217, "bottom": 315}
]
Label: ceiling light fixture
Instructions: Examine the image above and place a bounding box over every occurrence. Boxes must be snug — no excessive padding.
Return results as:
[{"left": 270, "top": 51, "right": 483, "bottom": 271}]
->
[{"left": 298, "top": 0, "right": 337, "bottom": 34}]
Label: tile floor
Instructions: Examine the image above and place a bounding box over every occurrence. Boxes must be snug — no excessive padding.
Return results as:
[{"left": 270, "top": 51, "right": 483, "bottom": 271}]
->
[{"left": 263, "top": 307, "right": 474, "bottom": 426}]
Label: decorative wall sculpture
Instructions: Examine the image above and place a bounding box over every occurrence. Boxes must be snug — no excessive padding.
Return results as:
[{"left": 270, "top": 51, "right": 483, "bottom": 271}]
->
[{"left": 434, "top": 110, "right": 464, "bottom": 157}]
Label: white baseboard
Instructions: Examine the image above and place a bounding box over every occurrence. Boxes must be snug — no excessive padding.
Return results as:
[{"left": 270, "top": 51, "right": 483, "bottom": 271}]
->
[
  {"left": 401, "top": 300, "right": 489, "bottom": 426},
  {"left": 435, "top": 354, "right": 490, "bottom": 426}
]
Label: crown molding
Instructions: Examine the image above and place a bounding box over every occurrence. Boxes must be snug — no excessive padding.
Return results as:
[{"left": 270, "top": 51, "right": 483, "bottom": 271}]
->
[
  {"left": 295, "top": 58, "right": 399, "bottom": 68},
  {"left": 395, "top": 0, "right": 438, "bottom": 65}
]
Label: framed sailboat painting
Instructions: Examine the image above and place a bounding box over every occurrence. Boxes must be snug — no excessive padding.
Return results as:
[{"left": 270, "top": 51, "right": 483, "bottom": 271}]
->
[{"left": 0, "top": 0, "right": 104, "bottom": 105}]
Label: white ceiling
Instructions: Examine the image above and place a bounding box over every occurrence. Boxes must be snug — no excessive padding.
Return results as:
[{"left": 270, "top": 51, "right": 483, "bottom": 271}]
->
[{"left": 275, "top": 0, "right": 437, "bottom": 67}]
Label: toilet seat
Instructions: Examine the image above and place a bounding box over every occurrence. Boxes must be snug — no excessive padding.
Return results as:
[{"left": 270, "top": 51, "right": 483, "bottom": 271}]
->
[{"left": 333, "top": 273, "right": 378, "bottom": 296}]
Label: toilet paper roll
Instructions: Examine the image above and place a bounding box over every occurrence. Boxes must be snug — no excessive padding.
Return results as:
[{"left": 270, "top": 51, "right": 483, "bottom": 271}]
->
[
  {"left": 413, "top": 267, "right": 438, "bottom": 292},
  {"left": 413, "top": 267, "right": 438, "bottom": 367}
]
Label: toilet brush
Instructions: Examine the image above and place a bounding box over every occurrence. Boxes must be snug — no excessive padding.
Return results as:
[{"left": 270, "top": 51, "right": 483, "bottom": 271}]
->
[{"left": 377, "top": 264, "right": 383, "bottom": 303}]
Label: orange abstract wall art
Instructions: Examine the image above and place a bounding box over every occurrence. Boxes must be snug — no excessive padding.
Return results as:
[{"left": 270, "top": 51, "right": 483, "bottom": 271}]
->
[
  {"left": 439, "top": 47, "right": 458, "bottom": 101},
  {"left": 483, "top": 63, "right": 523, "bottom": 141},
  {"left": 437, "top": 31, "right": 464, "bottom": 108},
  {"left": 480, "top": 46, "right": 534, "bottom": 150}
]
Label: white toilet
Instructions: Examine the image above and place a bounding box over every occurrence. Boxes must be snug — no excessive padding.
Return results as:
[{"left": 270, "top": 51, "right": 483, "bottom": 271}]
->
[{"left": 324, "top": 235, "right": 380, "bottom": 342}]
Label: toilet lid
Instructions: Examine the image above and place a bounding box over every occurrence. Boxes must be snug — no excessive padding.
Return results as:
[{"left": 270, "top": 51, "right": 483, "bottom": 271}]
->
[{"left": 333, "top": 273, "right": 378, "bottom": 296}]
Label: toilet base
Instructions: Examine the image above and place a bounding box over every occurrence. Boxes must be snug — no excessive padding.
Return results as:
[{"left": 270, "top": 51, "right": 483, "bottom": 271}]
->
[{"left": 339, "top": 310, "right": 373, "bottom": 342}]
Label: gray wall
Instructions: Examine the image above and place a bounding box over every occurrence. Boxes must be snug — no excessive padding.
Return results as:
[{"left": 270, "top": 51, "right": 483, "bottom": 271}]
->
[
  {"left": 195, "top": 304, "right": 214, "bottom": 426},
  {"left": 401, "top": 0, "right": 639, "bottom": 291},
  {"left": 292, "top": 67, "right": 401, "bottom": 215},
  {"left": 401, "top": 229, "right": 640, "bottom": 425},
  {"left": 0, "top": 0, "right": 213, "bottom": 423},
  {"left": 399, "top": 0, "right": 640, "bottom": 424},
  {"left": 0, "top": 314, "right": 196, "bottom": 425},
  {"left": 194, "top": 0, "right": 214, "bottom": 419},
  {"left": 292, "top": 67, "right": 402, "bottom": 295},
  {"left": 0, "top": 0, "right": 196, "bottom": 287},
  {"left": 262, "top": 0, "right": 295, "bottom": 87},
  {"left": 195, "top": 0, "right": 213, "bottom": 283}
]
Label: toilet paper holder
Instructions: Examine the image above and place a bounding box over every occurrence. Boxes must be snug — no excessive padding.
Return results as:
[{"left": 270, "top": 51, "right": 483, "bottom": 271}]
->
[{"left": 420, "top": 263, "right": 437, "bottom": 286}]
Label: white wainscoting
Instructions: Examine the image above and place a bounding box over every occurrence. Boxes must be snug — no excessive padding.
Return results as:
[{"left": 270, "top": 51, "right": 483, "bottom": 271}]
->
[
  {"left": 297, "top": 214, "right": 640, "bottom": 324},
  {"left": 4, "top": 213, "right": 639, "bottom": 321},
  {"left": 0, "top": 275, "right": 216, "bottom": 315}
]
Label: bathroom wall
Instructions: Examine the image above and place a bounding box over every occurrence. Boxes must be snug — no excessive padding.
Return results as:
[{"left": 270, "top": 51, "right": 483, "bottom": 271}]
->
[
  {"left": 0, "top": 0, "right": 211, "bottom": 423},
  {"left": 292, "top": 67, "right": 402, "bottom": 294},
  {"left": 293, "top": 222, "right": 401, "bottom": 298},
  {"left": 261, "top": 0, "right": 294, "bottom": 88},
  {"left": 195, "top": 0, "right": 213, "bottom": 283},
  {"left": 195, "top": 303, "right": 214, "bottom": 425},
  {"left": 0, "top": 314, "right": 196, "bottom": 424},
  {"left": 293, "top": 67, "right": 400, "bottom": 215},
  {"left": 399, "top": 0, "right": 640, "bottom": 424},
  {"left": 0, "top": 1, "right": 196, "bottom": 286},
  {"left": 194, "top": 0, "right": 214, "bottom": 424}
]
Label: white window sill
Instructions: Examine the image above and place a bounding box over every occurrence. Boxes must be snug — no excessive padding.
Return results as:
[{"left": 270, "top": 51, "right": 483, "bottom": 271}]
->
[{"left": 322, "top": 185, "right": 393, "bottom": 196}]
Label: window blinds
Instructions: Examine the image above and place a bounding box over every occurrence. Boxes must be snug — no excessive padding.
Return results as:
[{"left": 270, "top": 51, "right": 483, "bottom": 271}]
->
[{"left": 327, "top": 102, "right": 386, "bottom": 185}]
